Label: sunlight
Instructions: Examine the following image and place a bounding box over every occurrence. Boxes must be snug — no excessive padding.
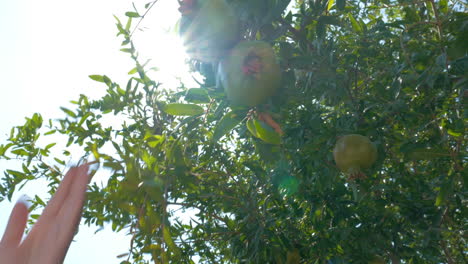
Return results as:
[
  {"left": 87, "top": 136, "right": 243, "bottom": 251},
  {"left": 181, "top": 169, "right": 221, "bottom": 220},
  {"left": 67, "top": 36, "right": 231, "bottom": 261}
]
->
[
  {"left": 131, "top": 0, "right": 199, "bottom": 90},
  {"left": 0, "top": 1, "right": 198, "bottom": 263}
]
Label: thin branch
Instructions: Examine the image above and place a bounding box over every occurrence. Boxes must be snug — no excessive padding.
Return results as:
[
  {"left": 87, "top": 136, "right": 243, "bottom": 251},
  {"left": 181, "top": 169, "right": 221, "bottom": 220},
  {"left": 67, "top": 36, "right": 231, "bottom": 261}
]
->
[
  {"left": 129, "top": 0, "right": 160, "bottom": 39},
  {"left": 127, "top": 194, "right": 148, "bottom": 262},
  {"left": 441, "top": 240, "right": 455, "bottom": 264},
  {"left": 161, "top": 179, "right": 169, "bottom": 263},
  {"left": 278, "top": 18, "right": 302, "bottom": 41}
]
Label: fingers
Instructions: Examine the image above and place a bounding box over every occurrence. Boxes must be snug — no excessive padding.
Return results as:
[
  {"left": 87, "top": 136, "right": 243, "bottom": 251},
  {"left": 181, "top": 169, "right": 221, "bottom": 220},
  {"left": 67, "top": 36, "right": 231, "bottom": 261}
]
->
[
  {"left": 0, "top": 196, "right": 30, "bottom": 247},
  {"left": 24, "top": 163, "right": 90, "bottom": 244},
  {"left": 41, "top": 163, "right": 89, "bottom": 219},
  {"left": 57, "top": 163, "right": 89, "bottom": 239},
  {"left": 52, "top": 163, "right": 90, "bottom": 263}
]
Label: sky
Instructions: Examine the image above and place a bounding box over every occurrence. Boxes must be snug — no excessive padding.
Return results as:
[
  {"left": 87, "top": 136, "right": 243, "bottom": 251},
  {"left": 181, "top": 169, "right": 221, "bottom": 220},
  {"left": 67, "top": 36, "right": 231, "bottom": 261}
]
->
[{"left": 0, "top": 0, "right": 195, "bottom": 262}]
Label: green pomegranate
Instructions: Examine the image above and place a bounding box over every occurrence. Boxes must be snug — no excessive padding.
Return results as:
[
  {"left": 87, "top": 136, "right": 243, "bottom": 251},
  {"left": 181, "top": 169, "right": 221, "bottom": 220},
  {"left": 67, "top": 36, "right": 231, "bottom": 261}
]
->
[
  {"left": 217, "top": 41, "right": 281, "bottom": 107},
  {"left": 178, "top": 0, "right": 239, "bottom": 62},
  {"left": 333, "top": 134, "right": 377, "bottom": 176}
]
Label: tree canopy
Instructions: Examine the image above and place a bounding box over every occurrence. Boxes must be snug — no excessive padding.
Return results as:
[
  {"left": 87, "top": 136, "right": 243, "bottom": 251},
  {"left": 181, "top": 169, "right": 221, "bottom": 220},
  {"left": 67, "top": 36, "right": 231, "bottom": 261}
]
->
[{"left": 0, "top": 0, "right": 466, "bottom": 263}]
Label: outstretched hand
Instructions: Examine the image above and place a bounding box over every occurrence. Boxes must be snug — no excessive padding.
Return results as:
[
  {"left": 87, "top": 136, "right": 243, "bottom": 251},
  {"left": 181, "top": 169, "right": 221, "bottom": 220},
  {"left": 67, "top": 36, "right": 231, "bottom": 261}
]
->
[{"left": 0, "top": 163, "right": 90, "bottom": 264}]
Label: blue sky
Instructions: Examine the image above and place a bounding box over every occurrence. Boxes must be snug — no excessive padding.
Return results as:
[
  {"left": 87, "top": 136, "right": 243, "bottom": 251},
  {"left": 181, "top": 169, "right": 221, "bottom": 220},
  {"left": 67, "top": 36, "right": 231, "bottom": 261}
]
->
[{"left": 0, "top": 0, "right": 194, "bottom": 262}]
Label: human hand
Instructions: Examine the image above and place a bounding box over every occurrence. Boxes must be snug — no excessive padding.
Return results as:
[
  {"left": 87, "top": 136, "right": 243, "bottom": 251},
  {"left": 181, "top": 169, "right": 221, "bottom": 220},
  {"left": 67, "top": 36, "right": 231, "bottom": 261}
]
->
[{"left": 0, "top": 163, "right": 90, "bottom": 264}]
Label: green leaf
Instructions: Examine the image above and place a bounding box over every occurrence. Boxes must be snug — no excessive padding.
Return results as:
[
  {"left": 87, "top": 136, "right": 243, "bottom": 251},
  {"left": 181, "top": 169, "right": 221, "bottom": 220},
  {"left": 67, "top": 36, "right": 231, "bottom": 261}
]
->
[
  {"left": 6, "top": 169, "right": 25, "bottom": 179},
  {"left": 212, "top": 111, "right": 244, "bottom": 142},
  {"left": 89, "top": 75, "right": 105, "bottom": 82},
  {"left": 125, "top": 12, "right": 140, "bottom": 18},
  {"left": 45, "top": 143, "right": 56, "bottom": 150},
  {"left": 11, "top": 149, "right": 28, "bottom": 156},
  {"left": 60, "top": 107, "right": 77, "bottom": 118},
  {"left": 54, "top": 157, "right": 65, "bottom": 165},
  {"left": 128, "top": 67, "right": 138, "bottom": 75},
  {"left": 327, "top": 0, "right": 335, "bottom": 11},
  {"left": 125, "top": 17, "right": 132, "bottom": 31},
  {"left": 403, "top": 7, "right": 420, "bottom": 23},
  {"left": 348, "top": 14, "right": 362, "bottom": 33},
  {"left": 447, "top": 129, "right": 462, "bottom": 137},
  {"left": 163, "top": 103, "right": 204, "bottom": 116},
  {"left": 34, "top": 195, "right": 46, "bottom": 206},
  {"left": 439, "top": 0, "right": 448, "bottom": 13},
  {"left": 185, "top": 88, "right": 210, "bottom": 104},
  {"left": 0, "top": 143, "right": 13, "bottom": 156},
  {"left": 246, "top": 119, "right": 258, "bottom": 137},
  {"left": 435, "top": 182, "right": 452, "bottom": 206},
  {"left": 162, "top": 226, "right": 181, "bottom": 256},
  {"left": 120, "top": 48, "right": 134, "bottom": 53},
  {"left": 254, "top": 119, "right": 281, "bottom": 145},
  {"left": 44, "top": 130, "right": 56, "bottom": 136}
]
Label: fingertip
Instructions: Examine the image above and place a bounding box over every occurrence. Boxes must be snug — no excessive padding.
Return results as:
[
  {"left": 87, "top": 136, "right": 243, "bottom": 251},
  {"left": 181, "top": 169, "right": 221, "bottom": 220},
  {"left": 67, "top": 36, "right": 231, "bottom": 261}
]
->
[
  {"left": 79, "top": 163, "right": 90, "bottom": 172},
  {"left": 0, "top": 198, "right": 29, "bottom": 246},
  {"left": 17, "top": 194, "right": 32, "bottom": 210}
]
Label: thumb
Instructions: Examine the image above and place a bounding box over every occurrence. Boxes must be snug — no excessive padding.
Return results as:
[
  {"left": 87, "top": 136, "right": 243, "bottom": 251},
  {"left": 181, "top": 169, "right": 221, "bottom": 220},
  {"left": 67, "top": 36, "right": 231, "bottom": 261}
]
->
[{"left": 0, "top": 195, "right": 30, "bottom": 247}]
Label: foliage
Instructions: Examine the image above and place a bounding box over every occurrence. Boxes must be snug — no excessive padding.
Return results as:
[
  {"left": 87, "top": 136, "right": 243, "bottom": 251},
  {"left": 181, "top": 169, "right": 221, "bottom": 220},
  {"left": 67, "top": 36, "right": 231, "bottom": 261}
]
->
[{"left": 1, "top": 0, "right": 466, "bottom": 263}]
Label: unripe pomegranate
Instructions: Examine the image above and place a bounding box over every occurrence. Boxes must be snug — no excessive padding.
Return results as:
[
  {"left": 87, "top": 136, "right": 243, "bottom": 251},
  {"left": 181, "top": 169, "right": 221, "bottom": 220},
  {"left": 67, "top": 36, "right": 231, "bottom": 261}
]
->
[
  {"left": 217, "top": 41, "right": 281, "bottom": 107},
  {"left": 333, "top": 134, "right": 377, "bottom": 178}
]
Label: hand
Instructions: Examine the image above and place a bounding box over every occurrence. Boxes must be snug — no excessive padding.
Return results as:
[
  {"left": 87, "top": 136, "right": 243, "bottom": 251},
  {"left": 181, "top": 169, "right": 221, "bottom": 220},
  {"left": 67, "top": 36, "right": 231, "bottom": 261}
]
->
[{"left": 0, "top": 163, "right": 90, "bottom": 264}]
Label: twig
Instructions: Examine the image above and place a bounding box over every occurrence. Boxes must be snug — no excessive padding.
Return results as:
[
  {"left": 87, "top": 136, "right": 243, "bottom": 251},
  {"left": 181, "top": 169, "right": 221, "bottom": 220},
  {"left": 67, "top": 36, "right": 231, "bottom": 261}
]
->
[
  {"left": 279, "top": 18, "right": 302, "bottom": 41},
  {"left": 204, "top": 99, "right": 215, "bottom": 123},
  {"left": 127, "top": 194, "right": 148, "bottom": 262},
  {"left": 129, "top": 0, "right": 160, "bottom": 39},
  {"left": 441, "top": 240, "right": 455, "bottom": 264},
  {"left": 161, "top": 179, "right": 169, "bottom": 263}
]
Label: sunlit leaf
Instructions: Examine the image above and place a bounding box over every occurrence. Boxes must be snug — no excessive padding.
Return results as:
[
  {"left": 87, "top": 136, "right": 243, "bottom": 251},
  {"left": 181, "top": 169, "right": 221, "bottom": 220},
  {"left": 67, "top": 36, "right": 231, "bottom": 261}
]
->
[
  {"left": 125, "top": 12, "right": 140, "bottom": 18},
  {"left": 327, "top": 0, "right": 335, "bottom": 11},
  {"left": 246, "top": 118, "right": 258, "bottom": 137},
  {"left": 212, "top": 111, "right": 244, "bottom": 142},
  {"left": 348, "top": 14, "right": 362, "bottom": 33},
  {"left": 60, "top": 107, "right": 76, "bottom": 118},
  {"left": 254, "top": 119, "right": 281, "bottom": 145},
  {"left": 89, "top": 75, "right": 105, "bottom": 82},
  {"left": 185, "top": 88, "right": 210, "bottom": 104},
  {"left": 163, "top": 103, "right": 204, "bottom": 116},
  {"left": 128, "top": 67, "right": 138, "bottom": 75}
]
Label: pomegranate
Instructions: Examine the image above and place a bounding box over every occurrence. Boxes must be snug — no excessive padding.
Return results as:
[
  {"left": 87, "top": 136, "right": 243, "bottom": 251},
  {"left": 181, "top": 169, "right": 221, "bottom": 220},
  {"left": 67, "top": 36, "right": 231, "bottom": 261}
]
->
[
  {"left": 333, "top": 134, "right": 377, "bottom": 179},
  {"left": 217, "top": 41, "right": 281, "bottom": 107}
]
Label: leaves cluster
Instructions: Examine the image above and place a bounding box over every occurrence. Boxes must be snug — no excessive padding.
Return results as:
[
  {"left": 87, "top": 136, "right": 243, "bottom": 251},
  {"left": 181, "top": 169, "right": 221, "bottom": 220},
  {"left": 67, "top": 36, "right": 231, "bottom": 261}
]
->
[{"left": 1, "top": 0, "right": 466, "bottom": 263}]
